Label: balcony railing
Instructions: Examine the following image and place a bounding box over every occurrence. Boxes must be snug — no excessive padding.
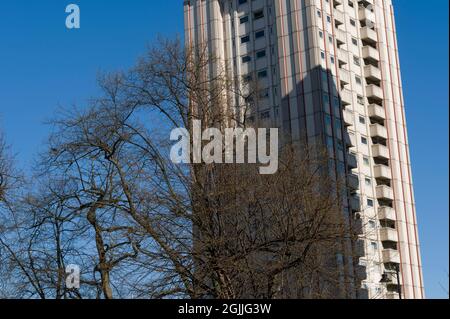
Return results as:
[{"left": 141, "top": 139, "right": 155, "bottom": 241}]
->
[
  {"left": 355, "top": 239, "right": 365, "bottom": 257},
  {"left": 380, "top": 227, "right": 398, "bottom": 242},
  {"left": 355, "top": 265, "right": 367, "bottom": 280},
  {"left": 343, "top": 109, "right": 353, "bottom": 126},
  {"left": 348, "top": 174, "right": 359, "bottom": 190},
  {"left": 340, "top": 68, "right": 351, "bottom": 85},
  {"left": 347, "top": 153, "right": 358, "bottom": 169},
  {"left": 386, "top": 292, "right": 400, "bottom": 299},
  {"left": 362, "top": 45, "right": 380, "bottom": 64},
  {"left": 358, "top": 289, "right": 369, "bottom": 299},
  {"left": 364, "top": 65, "right": 382, "bottom": 82},
  {"left": 353, "top": 218, "right": 364, "bottom": 235},
  {"left": 370, "top": 123, "right": 388, "bottom": 140},
  {"left": 375, "top": 163, "right": 391, "bottom": 179},
  {"left": 378, "top": 206, "right": 396, "bottom": 221},
  {"left": 368, "top": 104, "right": 385, "bottom": 120},
  {"left": 383, "top": 249, "right": 401, "bottom": 264},
  {"left": 361, "top": 26, "right": 378, "bottom": 45},
  {"left": 358, "top": 7, "right": 375, "bottom": 24},
  {"left": 372, "top": 144, "right": 390, "bottom": 160},
  {"left": 345, "top": 133, "right": 355, "bottom": 148},
  {"left": 374, "top": 164, "right": 392, "bottom": 180},
  {"left": 335, "top": 28, "right": 347, "bottom": 46},
  {"left": 350, "top": 195, "right": 361, "bottom": 212},
  {"left": 341, "top": 89, "right": 353, "bottom": 106},
  {"left": 366, "top": 84, "right": 384, "bottom": 101},
  {"left": 337, "top": 48, "right": 349, "bottom": 65},
  {"left": 376, "top": 185, "right": 394, "bottom": 201},
  {"left": 334, "top": 9, "right": 345, "bottom": 25},
  {"left": 358, "top": 0, "right": 374, "bottom": 7}
]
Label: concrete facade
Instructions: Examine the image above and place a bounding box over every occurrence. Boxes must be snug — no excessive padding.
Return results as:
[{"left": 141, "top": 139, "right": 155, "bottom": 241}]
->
[{"left": 184, "top": 0, "right": 424, "bottom": 299}]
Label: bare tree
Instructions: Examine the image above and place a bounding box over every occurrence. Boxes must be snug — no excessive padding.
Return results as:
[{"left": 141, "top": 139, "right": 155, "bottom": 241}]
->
[
  {"left": 0, "top": 132, "right": 13, "bottom": 202},
  {"left": 0, "top": 38, "right": 363, "bottom": 299}
]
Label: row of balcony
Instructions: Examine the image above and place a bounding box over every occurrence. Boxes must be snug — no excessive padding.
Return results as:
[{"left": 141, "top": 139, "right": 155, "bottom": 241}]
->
[
  {"left": 317, "top": 0, "right": 396, "bottom": 297},
  {"left": 345, "top": 161, "right": 390, "bottom": 184},
  {"left": 342, "top": 111, "right": 386, "bottom": 134},
  {"left": 351, "top": 2, "right": 403, "bottom": 298}
]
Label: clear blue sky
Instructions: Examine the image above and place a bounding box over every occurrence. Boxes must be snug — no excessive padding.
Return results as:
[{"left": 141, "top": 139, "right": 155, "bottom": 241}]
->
[{"left": 0, "top": 1, "right": 448, "bottom": 298}]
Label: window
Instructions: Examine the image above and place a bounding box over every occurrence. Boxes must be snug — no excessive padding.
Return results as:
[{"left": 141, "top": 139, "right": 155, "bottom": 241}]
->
[
  {"left": 357, "top": 95, "right": 364, "bottom": 105},
  {"left": 319, "top": 30, "right": 323, "bottom": 38},
  {"left": 368, "top": 220, "right": 376, "bottom": 229},
  {"left": 327, "top": 16, "right": 332, "bottom": 23},
  {"left": 363, "top": 156, "right": 370, "bottom": 166},
  {"left": 337, "top": 138, "right": 344, "bottom": 150},
  {"left": 238, "top": 0, "right": 247, "bottom": 5},
  {"left": 321, "top": 51, "right": 326, "bottom": 60},
  {"left": 338, "top": 162, "right": 345, "bottom": 174},
  {"left": 359, "top": 116, "right": 366, "bottom": 124},
  {"left": 352, "top": 38, "right": 358, "bottom": 46},
  {"left": 329, "top": 35, "right": 333, "bottom": 43},
  {"left": 242, "top": 74, "right": 252, "bottom": 82},
  {"left": 365, "top": 178, "right": 371, "bottom": 186},
  {"left": 322, "top": 70, "right": 328, "bottom": 83},
  {"left": 367, "top": 199, "right": 374, "bottom": 207},
  {"left": 240, "top": 15, "right": 249, "bottom": 24},
  {"left": 350, "top": 18, "right": 356, "bottom": 26},
  {"left": 330, "top": 55, "right": 335, "bottom": 64},
  {"left": 260, "top": 111, "right": 270, "bottom": 119},
  {"left": 241, "top": 35, "right": 250, "bottom": 44},
  {"left": 355, "top": 76, "right": 362, "bottom": 85},
  {"left": 317, "top": 10, "right": 322, "bottom": 18},
  {"left": 257, "top": 69, "right": 268, "bottom": 79},
  {"left": 256, "top": 49, "right": 266, "bottom": 59},
  {"left": 242, "top": 55, "right": 252, "bottom": 63},
  {"left": 325, "top": 114, "right": 332, "bottom": 126},
  {"left": 361, "top": 136, "right": 368, "bottom": 144},
  {"left": 353, "top": 56, "right": 360, "bottom": 66},
  {"left": 327, "top": 136, "right": 334, "bottom": 148},
  {"left": 253, "top": 10, "right": 264, "bottom": 20},
  {"left": 255, "top": 30, "right": 265, "bottom": 39},
  {"left": 323, "top": 93, "right": 330, "bottom": 105},
  {"left": 348, "top": 0, "right": 354, "bottom": 7},
  {"left": 370, "top": 241, "right": 378, "bottom": 250}
]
